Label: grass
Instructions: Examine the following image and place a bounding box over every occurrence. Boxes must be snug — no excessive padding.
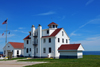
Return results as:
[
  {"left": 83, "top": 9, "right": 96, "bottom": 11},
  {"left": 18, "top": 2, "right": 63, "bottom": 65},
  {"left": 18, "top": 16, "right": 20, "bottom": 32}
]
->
[
  {"left": 18, "top": 55, "right": 100, "bottom": 67},
  {"left": 10, "top": 57, "right": 26, "bottom": 60},
  {"left": 0, "top": 57, "right": 26, "bottom": 61}
]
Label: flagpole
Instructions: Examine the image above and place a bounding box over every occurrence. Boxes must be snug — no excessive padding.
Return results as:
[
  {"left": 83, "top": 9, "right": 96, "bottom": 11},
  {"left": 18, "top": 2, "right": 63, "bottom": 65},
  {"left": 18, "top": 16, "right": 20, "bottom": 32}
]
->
[{"left": 5, "top": 18, "right": 8, "bottom": 57}]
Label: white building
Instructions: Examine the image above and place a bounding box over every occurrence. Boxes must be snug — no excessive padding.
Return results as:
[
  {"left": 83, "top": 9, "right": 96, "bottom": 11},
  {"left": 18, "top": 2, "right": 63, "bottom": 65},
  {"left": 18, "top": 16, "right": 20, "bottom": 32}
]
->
[
  {"left": 23, "top": 22, "right": 84, "bottom": 58},
  {"left": 58, "top": 44, "right": 84, "bottom": 58},
  {"left": 3, "top": 42, "right": 24, "bottom": 57}
]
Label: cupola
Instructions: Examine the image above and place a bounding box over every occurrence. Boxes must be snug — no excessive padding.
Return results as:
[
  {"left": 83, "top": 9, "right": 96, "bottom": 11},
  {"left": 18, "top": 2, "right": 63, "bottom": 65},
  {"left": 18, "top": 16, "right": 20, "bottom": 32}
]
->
[{"left": 48, "top": 22, "right": 58, "bottom": 28}]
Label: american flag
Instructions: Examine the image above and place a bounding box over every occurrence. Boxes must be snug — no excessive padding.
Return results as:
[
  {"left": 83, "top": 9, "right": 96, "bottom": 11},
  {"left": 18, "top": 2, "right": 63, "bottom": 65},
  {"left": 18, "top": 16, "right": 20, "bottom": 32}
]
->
[
  {"left": 2, "top": 33, "right": 4, "bottom": 36},
  {"left": 2, "top": 19, "right": 7, "bottom": 24}
]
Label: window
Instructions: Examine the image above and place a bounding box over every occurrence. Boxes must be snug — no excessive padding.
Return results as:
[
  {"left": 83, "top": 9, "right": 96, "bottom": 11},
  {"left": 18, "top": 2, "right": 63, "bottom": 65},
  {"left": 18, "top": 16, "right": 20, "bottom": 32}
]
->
[
  {"left": 66, "top": 39, "right": 68, "bottom": 43},
  {"left": 27, "top": 40, "right": 29, "bottom": 44},
  {"left": 26, "top": 48, "right": 28, "bottom": 53},
  {"left": 30, "top": 48, "right": 31, "bottom": 52},
  {"left": 37, "top": 48, "right": 38, "bottom": 53},
  {"left": 49, "top": 47, "right": 51, "bottom": 53},
  {"left": 17, "top": 50, "right": 19, "bottom": 54},
  {"left": 62, "top": 38, "right": 64, "bottom": 43},
  {"left": 4, "top": 50, "right": 6, "bottom": 54},
  {"left": 58, "top": 38, "right": 60, "bottom": 42},
  {"left": 12, "top": 50, "right": 13, "bottom": 54},
  {"left": 49, "top": 38, "right": 51, "bottom": 43},
  {"left": 56, "top": 25, "right": 57, "bottom": 28},
  {"left": 43, "top": 38, "right": 46, "bottom": 43},
  {"left": 62, "top": 31, "right": 64, "bottom": 36},
  {"left": 37, "top": 39, "right": 38, "bottom": 43},
  {"left": 43, "top": 48, "right": 46, "bottom": 53},
  {"left": 8, "top": 46, "right": 10, "bottom": 47},
  {"left": 53, "top": 25, "right": 55, "bottom": 28},
  {"left": 47, "top": 30, "right": 49, "bottom": 34}
]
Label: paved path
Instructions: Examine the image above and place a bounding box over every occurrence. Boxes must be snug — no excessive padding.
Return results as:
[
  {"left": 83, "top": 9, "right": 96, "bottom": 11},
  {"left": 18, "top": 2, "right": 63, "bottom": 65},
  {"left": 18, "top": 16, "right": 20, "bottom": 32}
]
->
[{"left": 0, "top": 60, "right": 46, "bottom": 67}]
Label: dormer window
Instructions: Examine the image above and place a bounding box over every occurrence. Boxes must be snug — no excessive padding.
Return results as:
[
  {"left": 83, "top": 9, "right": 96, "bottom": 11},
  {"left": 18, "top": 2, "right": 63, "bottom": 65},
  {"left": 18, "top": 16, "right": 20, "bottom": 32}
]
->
[
  {"left": 47, "top": 30, "right": 49, "bottom": 34},
  {"left": 53, "top": 25, "right": 55, "bottom": 28},
  {"left": 56, "top": 25, "right": 57, "bottom": 28},
  {"left": 62, "top": 31, "right": 64, "bottom": 36},
  {"left": 48, "top": 22, "right": 58, "bottom": 28}
]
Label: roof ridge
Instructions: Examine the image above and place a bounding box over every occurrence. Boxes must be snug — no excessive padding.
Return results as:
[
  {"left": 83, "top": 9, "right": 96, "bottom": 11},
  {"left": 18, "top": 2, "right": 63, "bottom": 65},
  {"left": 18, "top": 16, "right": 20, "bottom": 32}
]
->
[
  {"left": 50, "top": 28, "right": 62, "bottom": 36},
  {"left": 48, "top": 22, "right": 58, "bottom": 26},
  {"left": 61, "top": 43, "right": 81, "bottom": 45},
  {"left": 58, "top": 44, "right": 81, "bottom": 50},
  {"left": 9, "top": 42, "right": 24, "bottom": 43},
  {"left": 42, "top": 28, "right": 62, "bottom": 38}
]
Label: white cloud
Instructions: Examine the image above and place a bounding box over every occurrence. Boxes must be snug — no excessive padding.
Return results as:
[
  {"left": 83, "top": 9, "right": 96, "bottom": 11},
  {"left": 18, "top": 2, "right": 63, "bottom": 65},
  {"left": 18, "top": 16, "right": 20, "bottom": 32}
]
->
[
  {"left": 70, "top": 17, "right": 100, "bottom": 37},
  {"left": 20, "top": 31, "right": 28, "bottom": 34},
  {"left": 37, "top": 11, "right": 55, "bottom": 16},
  {"left": 86, "top": 0, "right": 94, "bottom": 6},
  {"left": 89, "top": 19, "right": 100, "bottom": 24},
  {"left": 0, "top": 33, "right": 15, "bottom": 39},
  {"left": 62, "top": 16, "right": 66, "bottom": 20},
  {"left": 11, "top": 30, "right": 28, "bottom": 34},
  {"left": 13, "top": 30, "right": 18, "bottom": 32},
  {"left": 18, "top": 27, "right": 25, "bottom": 29},
  {"left": 71, "top": 36, "right": 100, "bottom": 46},
  {"left": 71, "top": 35, "right": 100, "bottom": 51},
  {"left": 70, "top": 32, "right": 81, "bottom": 37}
]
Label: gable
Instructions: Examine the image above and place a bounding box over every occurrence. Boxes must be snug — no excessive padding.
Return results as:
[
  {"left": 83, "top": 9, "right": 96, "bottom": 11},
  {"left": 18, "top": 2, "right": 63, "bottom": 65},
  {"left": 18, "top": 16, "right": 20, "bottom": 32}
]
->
[
  {"left": 78, "top": 45, "right": 84, "bottom": 51},
  {"left": 23, "top": 35, "right": 31, "bottom": 40},
  {"left": 42, "top": 28, "right": 62, "bottom": 38},
  {"left": 3, "top": 43, "right": 14, "bottom": 50},
  {"left": 56, "top": 28, "right": 70, "bottom": 39}
]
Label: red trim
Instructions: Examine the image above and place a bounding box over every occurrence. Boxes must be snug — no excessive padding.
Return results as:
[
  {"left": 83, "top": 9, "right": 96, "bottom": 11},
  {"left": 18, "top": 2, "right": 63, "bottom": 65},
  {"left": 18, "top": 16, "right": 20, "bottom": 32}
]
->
[
  {"left": 9, "top": 42, "right": 24, "bottom": 49},
  {"left": 42, "top": 28, "right": 62, "bottom": 38},
  {"left": 48, "top": 22, "right": 58, "bottom": 26},
  {"left": 23, "top": 35, "right": 31, "bottom": 40},
  {"left": 58, "top": 44, "right": 81, "bottom": 50}
]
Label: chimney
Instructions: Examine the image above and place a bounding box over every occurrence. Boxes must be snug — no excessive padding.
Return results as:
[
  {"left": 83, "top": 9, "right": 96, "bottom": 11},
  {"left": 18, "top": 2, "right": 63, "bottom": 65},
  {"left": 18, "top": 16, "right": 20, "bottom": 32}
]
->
[
  {"left": 31, "top": 25, "right": 35, "bottom": 57},
  {"left": 38, "top": 24, "right": 42, "bottom": 58},
  {"left": 31, "top": 25, "right": 35, "bottom": 36}
]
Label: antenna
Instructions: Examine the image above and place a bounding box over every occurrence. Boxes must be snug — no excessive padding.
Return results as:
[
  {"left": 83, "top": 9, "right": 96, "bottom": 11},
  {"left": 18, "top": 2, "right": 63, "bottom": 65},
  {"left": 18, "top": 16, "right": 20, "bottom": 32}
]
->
[{"left": 51, "top": 17, "right": 52, "bottom": 22}]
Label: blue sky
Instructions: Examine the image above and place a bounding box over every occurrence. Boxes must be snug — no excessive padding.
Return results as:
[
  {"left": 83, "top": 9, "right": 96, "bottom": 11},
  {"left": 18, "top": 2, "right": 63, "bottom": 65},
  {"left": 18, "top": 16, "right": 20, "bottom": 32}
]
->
[{"left": 0, "top": 0, "right": 100, "bottom": 51}]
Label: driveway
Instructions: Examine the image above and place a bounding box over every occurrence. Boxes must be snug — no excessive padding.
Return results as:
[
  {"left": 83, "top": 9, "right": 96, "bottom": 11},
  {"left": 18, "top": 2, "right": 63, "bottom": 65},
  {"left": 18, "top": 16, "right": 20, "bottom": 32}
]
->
[{"left": 0, "top": 60, "right": 46, "bottom": 67}]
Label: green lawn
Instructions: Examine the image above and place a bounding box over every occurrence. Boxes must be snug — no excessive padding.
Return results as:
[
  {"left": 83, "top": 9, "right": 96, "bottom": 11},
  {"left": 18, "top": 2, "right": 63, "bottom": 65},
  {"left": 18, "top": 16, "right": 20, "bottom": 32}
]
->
[
  {"left": 19, "top": 55, "right": 100, "bottom": 67},
  {"left": 10, "top": 57, "right": 26, "bottom": 60},
  {"left": 0, "top": 57, "right": 26, "bottom": 61}
]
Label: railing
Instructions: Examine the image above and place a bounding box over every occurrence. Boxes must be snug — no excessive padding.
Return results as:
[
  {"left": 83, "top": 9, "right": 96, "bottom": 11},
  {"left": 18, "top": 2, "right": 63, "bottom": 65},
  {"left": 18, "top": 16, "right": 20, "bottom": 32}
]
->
[
  {"left": 33, "top": 41, "right": 37, "bottom": 46},
  {"left": 34, "top": 33, "right": 38, "bottom": 37}
]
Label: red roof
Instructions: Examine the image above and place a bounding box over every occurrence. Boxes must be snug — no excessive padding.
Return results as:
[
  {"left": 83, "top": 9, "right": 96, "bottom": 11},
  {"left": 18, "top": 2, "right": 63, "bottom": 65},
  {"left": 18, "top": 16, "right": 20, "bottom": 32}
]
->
[
  {"left": 9, "top": 42, "right": 24, "bottom": 49},
  {"left": 23, "top": 35, "right": 31, "bottom": 40},
  {"left": 48, "top": 22, "right": 58, "bottom": 26},
  {"left": 58, "top": 44, "right": 81, "bottom": 50},
  {"left": 42, "top": 28, "right": 62, "bottom": 38}
]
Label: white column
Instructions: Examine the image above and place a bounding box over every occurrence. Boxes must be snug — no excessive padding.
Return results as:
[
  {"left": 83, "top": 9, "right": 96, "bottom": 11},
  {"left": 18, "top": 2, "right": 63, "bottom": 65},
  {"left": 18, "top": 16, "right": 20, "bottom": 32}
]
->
[
  {"left": 31, "top": 25, "right": 35, "bottom": 57},
  {"left": 38, "top": 24, "right": 42, "bottom": 58}
]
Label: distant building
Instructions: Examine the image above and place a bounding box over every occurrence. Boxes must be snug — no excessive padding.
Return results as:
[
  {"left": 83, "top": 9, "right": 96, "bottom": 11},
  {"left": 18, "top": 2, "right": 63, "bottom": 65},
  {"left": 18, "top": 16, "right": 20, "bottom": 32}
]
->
[
  {"left": 3, "top": 42, "right": 24, "bottom": 57},
  {"left": 23, "top": 22, "right": 84, "bottom": 58},
  {"left": 0, "top": 52, "right": 3, "bottom": 57}
]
